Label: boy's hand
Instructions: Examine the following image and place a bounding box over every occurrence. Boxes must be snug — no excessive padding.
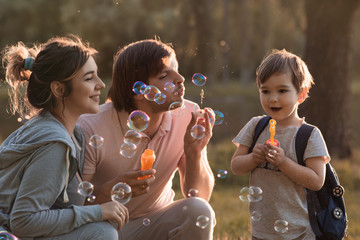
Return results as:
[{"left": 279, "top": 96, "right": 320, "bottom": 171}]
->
[
  {"left": 264, "top": 143, "right": 286, "bottom": 166},
  {"left": 251, "top": 144, "right": 268, "bottom": 164}
]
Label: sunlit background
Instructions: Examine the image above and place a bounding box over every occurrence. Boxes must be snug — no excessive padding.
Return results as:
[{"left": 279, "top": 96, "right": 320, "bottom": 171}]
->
[{"left": 1, "top": 0, "right": 360, "bottom": 239}]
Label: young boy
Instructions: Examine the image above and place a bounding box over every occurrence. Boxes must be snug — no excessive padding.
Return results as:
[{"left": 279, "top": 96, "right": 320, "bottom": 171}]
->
[{"left": 231, "top": 49, "right": 330, "bottom": 240}]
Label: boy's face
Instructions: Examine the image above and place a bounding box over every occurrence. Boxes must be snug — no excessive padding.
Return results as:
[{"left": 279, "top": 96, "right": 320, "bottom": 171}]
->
[
  {"left": 259, "top": 71, "right": 302, "bottom": 125},
  {"left": 145, "top": 55, "right": 185, "bottom": 112}
]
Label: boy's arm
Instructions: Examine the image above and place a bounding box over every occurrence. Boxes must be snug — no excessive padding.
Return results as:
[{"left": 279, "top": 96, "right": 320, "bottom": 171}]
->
[
  {"left": 231, "top": 143, "right": 267, "bottom": 176},
  {"left": 265, "top": 143, "right": 327, "bottom": 191}
]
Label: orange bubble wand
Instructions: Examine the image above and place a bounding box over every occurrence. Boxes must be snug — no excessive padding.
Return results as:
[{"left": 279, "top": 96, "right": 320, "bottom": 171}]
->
[{"left": 266, "top": 119, "right": 279, "bottom": 146}]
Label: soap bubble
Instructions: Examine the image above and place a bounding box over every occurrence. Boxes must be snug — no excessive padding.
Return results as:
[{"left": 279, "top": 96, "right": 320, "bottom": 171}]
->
[
  {"left": 216, "top": 169, "right": 228, "bottom": 179},
  {"left": 196, "top": 215, "right": 210, "bottom": 229},
  {"left": 142, "top": 218, "right": 151, "bottom": 226},
  {"left": 192, "top": 73, "right": 207, "bottom": 86},
  {"left": 127, "top": 110, "right": 150, "bottom": 132},
  {"left": 124, "top": 130, "right": 142, "bottom": 146},
  {"left": 213, "top": 111, "right": 224, "bottom": 125},
  {"left": 154, "top": 92, "right": 166, "bottom": 104},
  {"left": 191, "top": 124, "right": 206, "bottom": 139},
  {"left": 250, "top": 211, "right": 262, "bottom": 222},
  {"left": 111, "top": 182, "right": 132, "bottom": 205},
  {"left": 89, "top": 134, "right": 104, "bottom": 148},
  {"left": 187, "top": 188, "right": 199, "bottom": 198},
  {"left": 249, "top": 186, "right": 263, "bottom": 202},
  {"left": 164, "top": 82, "right": 176, "bottom": 93},
  {"left": 78, "top": 181, "right": 94, "bottom": 197},
  {"left": 0, "top": 231, "right": 18, "bottom": 240},
  {"left": 133, "top": 81, "right": 146, "bottom": 95},
  {"left": 239, "top": 187, "right": 253, "bottom": 202},
  {"left": 144, "top": 85, "right": 161, "bottom": 101},
  {"left": 274, "top": 220, "right": 289, "bottom": 233},
  {"left": 120, "top": 142, "right": 137, "bottom": 158},
  {"left": 169, "top": 101, "right": 184, "bottom": 111}
]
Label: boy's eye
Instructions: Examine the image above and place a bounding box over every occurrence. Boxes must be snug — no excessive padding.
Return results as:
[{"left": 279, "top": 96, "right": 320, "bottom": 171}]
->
[
  {"left": 261, "top": 90, "right": 269, "bottom": 94},
  {"left": 159, "top": 74, "right": 167, "bottom": 79},
  {"left": 279, "top": 89, "right": 288, "bottom": 93}
]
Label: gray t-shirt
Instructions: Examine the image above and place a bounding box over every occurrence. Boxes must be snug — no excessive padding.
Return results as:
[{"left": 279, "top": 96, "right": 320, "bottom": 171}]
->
[{"left": 233, "top": 116, "right": 330, "bottom": 240}]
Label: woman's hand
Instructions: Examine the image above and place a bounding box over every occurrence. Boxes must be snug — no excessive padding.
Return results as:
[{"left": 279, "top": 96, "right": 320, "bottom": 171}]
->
[{"left": 100, "top": 201, "right": 129, "bottom": 231}]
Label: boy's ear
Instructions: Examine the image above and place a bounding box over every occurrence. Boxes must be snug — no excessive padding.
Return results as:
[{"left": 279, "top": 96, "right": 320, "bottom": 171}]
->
[
  {"left": 298, "top": 87, "right": 308, "bottom": 104},
  {"left": 50, "top": 81, "right": 65, "bottom": 98}
]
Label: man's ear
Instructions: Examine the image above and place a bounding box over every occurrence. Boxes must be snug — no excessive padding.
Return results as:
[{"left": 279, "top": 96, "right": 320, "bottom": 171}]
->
[
  {"left": 298, "top": 87, "right": 308, "bottom": 104},
  {"left": 50, "top": 81, "right": 65, "bottom": 98}
]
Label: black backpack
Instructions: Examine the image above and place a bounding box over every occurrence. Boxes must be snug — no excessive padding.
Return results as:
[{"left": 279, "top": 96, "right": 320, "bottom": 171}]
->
[{"left": 249, "top": 116, "right": 348, "bottom": 240}]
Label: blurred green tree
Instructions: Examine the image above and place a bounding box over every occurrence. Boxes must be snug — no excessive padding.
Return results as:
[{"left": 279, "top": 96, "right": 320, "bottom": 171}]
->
[{"left": 301, "top": 0, "right": 360, "bottom": 158}]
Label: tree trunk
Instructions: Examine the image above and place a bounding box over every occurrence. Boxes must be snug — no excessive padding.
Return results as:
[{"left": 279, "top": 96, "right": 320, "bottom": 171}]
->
[{"left": 302, "top": 0, "right": 360, "bottom": 158}]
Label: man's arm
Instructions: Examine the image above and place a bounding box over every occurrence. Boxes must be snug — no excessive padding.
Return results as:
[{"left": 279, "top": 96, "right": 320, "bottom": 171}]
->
[{"left": 178, "top": 108, "right": 215, "bottom": 201}]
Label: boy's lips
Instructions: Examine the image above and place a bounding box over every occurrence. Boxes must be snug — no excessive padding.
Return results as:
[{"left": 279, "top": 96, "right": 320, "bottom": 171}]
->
[{"left": 270, "top": 107, "right": 281, "bottom": 112}]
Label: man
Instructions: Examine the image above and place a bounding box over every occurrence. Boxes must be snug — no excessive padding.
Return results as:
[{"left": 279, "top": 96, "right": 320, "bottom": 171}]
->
[{"left": 78, "top": 39, "right": 215, "bottom": 239}]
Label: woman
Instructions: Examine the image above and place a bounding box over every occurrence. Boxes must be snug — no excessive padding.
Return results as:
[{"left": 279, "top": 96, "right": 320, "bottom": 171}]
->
[{"left": 0, "top": 35, "right": 128, "bottom": 239}]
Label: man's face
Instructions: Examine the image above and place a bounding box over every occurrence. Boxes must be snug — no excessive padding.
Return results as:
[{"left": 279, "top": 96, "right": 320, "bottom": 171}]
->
[{"left": 146, "top": 55, "right": 185, "bottom": 112}]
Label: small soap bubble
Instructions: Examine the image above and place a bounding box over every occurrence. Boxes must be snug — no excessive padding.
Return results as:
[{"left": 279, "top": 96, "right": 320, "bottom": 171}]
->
[
  {"left": 127, "top": 110, "right": 150, "bottom": 132},
  {"left": 164, "top": 82, "right": 176, "bottom": 93},
  {"left": 142, "top": 218, "right": 151, "bottom": 226},
  {"left": 239, "top": 187, "right": 253, "bottom": 202},
  {"left": 274, "top": 220, "right": 289, "bottom": 233},
  {"left": 89, "top": 134, "right": 104, "bottom": 148},
  {"left": 144, "top": 85, "right": 161, "bottom": 101},
  {"left": 78, "top": 181, "right": 94, "bottom": 197},
  {"left": 250, "top": 211, "right": 262, "bottom": 222},
  {"left": 87, "top": 195, "right": 96, "bottom": 203},
  {"left": 196, "top": 215, "right": 210, "bottom": 229},
  {"left": 133, "top": 81, "right": 146, "bottom": 95},
  {"left": 120, "top": 142, "right": 137, "bottom": 158},
  {"left": 169, "top": 101, "right": 184, "bottom": 111},
  {"left": 191, "top": 124, "right": 206, "bottom": 139},
  {"left": 111, "top": 182, "right": 132, "bottom": 205},
  {"left": 187, "top": 188, "right": 199, "bottom": 198},
  {"left": 249, "top": 186, "right": 263, "bottom": 202},
  {"left": 214, "top": 111, "right": 224, "bottom": 125},
  {"left": 124, "top": 130, "right": 142, "bottom": 146},
  {"left": 217, "top": 169, "right": 228, "bottom": 179},
  {"left": 154, "top": 92, "right": 166, "bottom": 104},
  {"left": 192, "top": 73, "right": 207, "bottom": 86},
  {"left": 0, "top": 231, "right": 18, "bottom": 240}
]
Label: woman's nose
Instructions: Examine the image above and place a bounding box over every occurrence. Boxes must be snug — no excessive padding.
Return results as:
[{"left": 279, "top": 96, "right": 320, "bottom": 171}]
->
[{"left": 96, "top": 77, "right": 106, "bottom": 89}]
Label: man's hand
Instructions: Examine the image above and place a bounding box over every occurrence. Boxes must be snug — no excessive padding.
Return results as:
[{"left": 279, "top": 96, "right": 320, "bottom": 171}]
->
[
  {"left": 184, "top": 107, "right": 215, "bottom": 154},
  {"left": 113, "top": 169, "right": 156, "bottom": 197}
]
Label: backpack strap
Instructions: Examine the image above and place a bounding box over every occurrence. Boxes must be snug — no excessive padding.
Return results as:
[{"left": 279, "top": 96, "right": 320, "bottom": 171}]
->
[
  {"left": 295, "top": 123, "right": 314, "bottom": 166},
  {"left": 295, "top": 123, "right": 325, "bottom": 237},
  {"left": 248, "top": 115, "right": 271, "bottom": 153}
]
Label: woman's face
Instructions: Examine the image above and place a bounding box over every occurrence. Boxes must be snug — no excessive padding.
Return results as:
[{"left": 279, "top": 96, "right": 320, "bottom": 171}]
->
[{"left": 64, "top": 56, "right": 105, "bottom": 116}]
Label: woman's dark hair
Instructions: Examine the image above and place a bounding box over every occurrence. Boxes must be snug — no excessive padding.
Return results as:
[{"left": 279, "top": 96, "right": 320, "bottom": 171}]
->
[
  {"left": 108, "top": 39, "right": 175, "bottom": 113},
  {"left": 2, "top": 34, "right": 97, "bottom": 117}
]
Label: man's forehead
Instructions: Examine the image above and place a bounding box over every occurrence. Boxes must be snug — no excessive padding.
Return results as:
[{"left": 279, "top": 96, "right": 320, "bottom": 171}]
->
[{"left": 162, "top": 55, "right": 178, "bottom": 70}]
